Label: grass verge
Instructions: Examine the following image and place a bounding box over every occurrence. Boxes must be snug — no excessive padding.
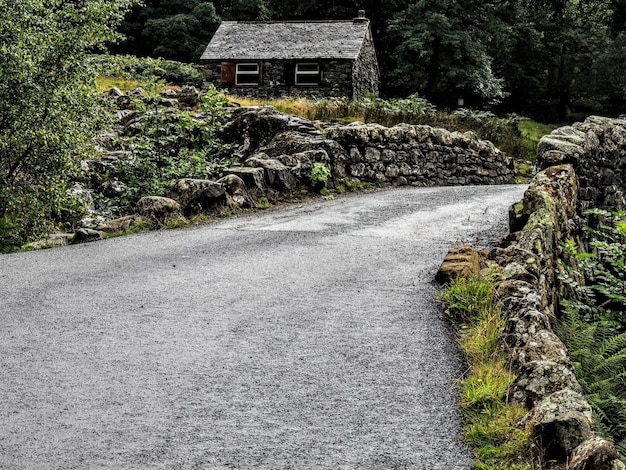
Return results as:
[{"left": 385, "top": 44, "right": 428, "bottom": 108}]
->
[{"left": 442, "top": 273, "right": 534, "bottom": 469}]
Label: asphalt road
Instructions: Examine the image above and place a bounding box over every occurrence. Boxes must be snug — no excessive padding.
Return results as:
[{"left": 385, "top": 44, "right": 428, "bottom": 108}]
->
[{"left": 0, "top": 184, "right": 526, "bottom": 470}]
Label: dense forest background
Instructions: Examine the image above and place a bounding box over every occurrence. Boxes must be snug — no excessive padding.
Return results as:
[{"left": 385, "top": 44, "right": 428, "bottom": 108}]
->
[{"left": 108, "top": 0, "right": 626, "bottom": 122}]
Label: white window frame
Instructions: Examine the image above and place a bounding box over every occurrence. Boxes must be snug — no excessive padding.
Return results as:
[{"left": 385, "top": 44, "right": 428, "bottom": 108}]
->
[
  {"left": 295, "top": 63, "right": 320, "bottom": 86},
  {"left": 235, "top": 63, "right": 259, "bottom": 86}
]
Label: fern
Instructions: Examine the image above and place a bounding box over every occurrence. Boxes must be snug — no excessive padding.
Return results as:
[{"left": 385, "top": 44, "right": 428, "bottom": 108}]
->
[{"left": 556, "top": 310, "right": 626, "bottom": 460}]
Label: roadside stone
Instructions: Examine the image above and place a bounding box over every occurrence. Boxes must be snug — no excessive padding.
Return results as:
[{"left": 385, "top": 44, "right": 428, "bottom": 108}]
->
[
  {"left": 526, "top": 389, "right": 593, "bottom": 463},
  {"left": 168, "top": 179, "right": 226, "bottom": 215},
  {"left": 96, "top": 215, "right": 144, "bottom": 234},
  {"left": 225, "top": 167, "right": 266, "bottom": 194},
  {"left": 508, "top": 329, "right": 569, "bottom": 369},
  {"left": 435, "top": 246, "right": 481, "bottom": 284},
  {"left": 216, "top": 174, "right": 255, "bottom": 207},
  {"left": 509, "top": 359, "right": 582, "bottom": 408},
  {"left": 245, "top": 155, "right": 298, "bottom": 191},
  {"left": 71, "top": 228, "right": 103, "bottom": 244},
  {"left": 136, "top": 196, "right": 182, "bottom": 218}
]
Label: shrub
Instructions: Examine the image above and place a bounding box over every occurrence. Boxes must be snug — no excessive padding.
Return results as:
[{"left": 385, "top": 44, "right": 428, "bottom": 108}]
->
[
  {"left": 0, "top": 0, "right": 138, "bottom": 252},
  {"left": 87, "top": 54, "right": 204, "bottom": 87}
]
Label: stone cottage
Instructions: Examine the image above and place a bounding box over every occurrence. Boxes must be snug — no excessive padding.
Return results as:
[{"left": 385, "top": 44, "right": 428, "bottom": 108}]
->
[{"left": 199, "top": 11, "right": 380, "bottom": 99}]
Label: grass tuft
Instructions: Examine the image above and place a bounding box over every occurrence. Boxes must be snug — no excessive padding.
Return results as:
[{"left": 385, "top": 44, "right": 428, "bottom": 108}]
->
[{"left": 442, "top": 273, "right": 534, "bottom": 469}]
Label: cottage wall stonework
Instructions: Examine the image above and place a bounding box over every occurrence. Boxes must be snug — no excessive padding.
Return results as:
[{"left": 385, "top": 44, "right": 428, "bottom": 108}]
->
[{"left": 201, "top": 60, "right": 357, "bottom": 99}]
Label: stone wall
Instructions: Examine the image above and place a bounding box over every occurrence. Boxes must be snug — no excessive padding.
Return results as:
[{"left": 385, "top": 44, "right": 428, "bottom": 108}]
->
[
  {"left": 482, "top": 115, "right": 626, "bottom": 469},
  {"left": 222, "top": 107, "right": 516, "bottom": 189},
  {"left": 537, "top": 116, "right": 626, "bottom": 215}
]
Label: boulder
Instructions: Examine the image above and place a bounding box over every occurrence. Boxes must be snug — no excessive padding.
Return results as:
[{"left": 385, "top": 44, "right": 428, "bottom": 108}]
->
[
  {"left": 435, "top": 246, "right": 481, "bottom": 284},
  {"left": 178, "top": 86, "right": 201, "bottom": 107},
  {"left": 168, "top": 178, "right": 226, "bottom": 215},
  {"left": 225, "top": 167, "right": 266, "bottom": 194},
  {"left": 245, "top": 155, "right": 298, "bottom": 191},
  {"left": 136, "top": 196, "right": 182, "bottom": 218},
  {"left": 216, "top": 174, "right": 255, "bottom": 207}
]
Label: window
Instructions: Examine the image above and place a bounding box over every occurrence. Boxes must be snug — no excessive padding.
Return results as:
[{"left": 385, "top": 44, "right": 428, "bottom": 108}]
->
[
  {"left": 295, "top": 63, "right": 320, "bottom": 86},
  {"left": 236, "top": 63, "right": 260, "bottom": 85}
]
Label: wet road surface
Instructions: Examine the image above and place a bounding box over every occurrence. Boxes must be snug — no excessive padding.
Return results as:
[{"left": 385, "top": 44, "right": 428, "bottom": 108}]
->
[{"left": 0, "top": 184, "right": 526, "bottom": 469}]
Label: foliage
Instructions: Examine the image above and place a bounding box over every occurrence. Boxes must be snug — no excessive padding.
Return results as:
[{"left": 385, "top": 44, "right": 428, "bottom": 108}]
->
[
  {"left": 555, "top": 310, "right": 626, "bottom": 459},
  {"left": 388, "top": 0, "right": 506, "bottom": 107},
  {"left": 311, "top": 162, "right": 331, "bottom": 188},
  {"left": 111, "top": 0, "right": 221, "bottom": 62},
  {"left": 561, "top": 209, "right": 626, "bottom": 330},
  {"left": 518, "top": 120, "right": 559, "bottom": 163},
  {"left": 88, "top": 54, "right": 204, "bottom": 87},
  {"left": 107, "top": 0, "right": 626, "bottom": 119},
  {"left": 558, "top": 209, "right": 626, "bottom": 459},
  {"left": 442, "top": 273, "right": 533, "bottom": 469},
  {"left": 0, "top": 0, "right": 139, "bottom": 253},
  {"left": 107, "top": 85, "right": 235, "bottom": 213}
]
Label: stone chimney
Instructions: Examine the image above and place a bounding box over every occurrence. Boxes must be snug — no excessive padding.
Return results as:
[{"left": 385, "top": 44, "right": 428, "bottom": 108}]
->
[{"left": 353, "top": 10, "right": 368, "bottom": 24}]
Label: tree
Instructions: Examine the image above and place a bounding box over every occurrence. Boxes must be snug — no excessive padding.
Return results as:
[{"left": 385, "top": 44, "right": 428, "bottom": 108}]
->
[
  {"left": 388, "top": 0, "right": 506, "bottom": 107},
  {"left": 0, "top": 0, "right": 138, "bottom": 250},
  {"left": 113, "top": 1, "right": 221, "bottom": 62}
]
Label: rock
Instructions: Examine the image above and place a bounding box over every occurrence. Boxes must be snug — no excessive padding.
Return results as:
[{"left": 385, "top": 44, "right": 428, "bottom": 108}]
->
[
  {"left": 136, "top": 196, "right": 182, "bottom": 218},
  {"left": 537, "top": 136, "right": 583, "bottom": 168},
  {"left": 569, "top": 437, "right": 623, "bottom": 470},
  {"left": 509, "top": 360, "right": 582, "bottom": 408},
  {"left": 96, "top": 215, "right": 144, "bottom": 233},
  {"left": 26, "top": 233, "right": 74, "bottom": 250},
  {"left": 508, "top": 329, "right": 569, "bottom": 369},
  {"left": 216, "top": 174, "right": 255, "bottom": 207},
  {"left": 245, "top": 155, "right": 298, "bottom": 191},
  {"left": 71, "top": 228, "right": 103, "bottom": 244},
  {"left": 168, "top": 178, "right": 226, "bottom": 215},
  {"left": 225, "top": 167, "right": 266, "bottom": 194},
  {"left": 435, "top": 246, "right": 481, "bottom": 284},
  {"left": 526, "top": 389, "right": 594, "bottom": 463},
  {"left": 503, "top": 307, "right": 552, "bottom": 350},
  {"left": 99, "top": 180, "right": 126, "bottom": 198},
  {"left": 108, "top": 87, "right": 124, "bottom": 97},
  {"left": 160, "top": 98, "right": 178, "bottom": 108},
  {"left": 178, "top": 86, "right": 201, "bottom": 107}
]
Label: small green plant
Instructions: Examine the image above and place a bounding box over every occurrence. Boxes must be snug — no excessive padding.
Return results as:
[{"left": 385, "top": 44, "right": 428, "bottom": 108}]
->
[
  {"left": 442, "top": 273, "right": 533, "bottom": 469},
  {"left": 256, "top": 196, "right": 271, "bottom": 210},
  {"left": 345, "top": 178, "right": 371, "bottom": 192},
  {"left": 311, "top": 162, "right": 331, "bottom": 189}
]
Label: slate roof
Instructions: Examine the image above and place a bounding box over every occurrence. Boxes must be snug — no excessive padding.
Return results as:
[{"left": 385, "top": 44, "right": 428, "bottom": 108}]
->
[{"left": 200, "top": 20, "right": 370, "bottom": 61}]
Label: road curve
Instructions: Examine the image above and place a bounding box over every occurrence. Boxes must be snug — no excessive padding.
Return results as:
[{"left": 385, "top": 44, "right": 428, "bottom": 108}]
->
[{"left": 0, "top": 184, "right": 526, "bottom": 469}]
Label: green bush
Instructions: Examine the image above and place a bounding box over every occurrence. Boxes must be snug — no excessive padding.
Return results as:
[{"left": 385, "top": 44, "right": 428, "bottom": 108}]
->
[
  {"left": 311, "top": 162, "right": 331, "bottom": 188},
  {"left": 0, "top": 0, "right": 137, "bottom": 252},
  {"left": 88, "top": 54, "right": 204, "bottom": 87},
  {"left": 108, "top": 85, "right": 235, "bottom": 213}
]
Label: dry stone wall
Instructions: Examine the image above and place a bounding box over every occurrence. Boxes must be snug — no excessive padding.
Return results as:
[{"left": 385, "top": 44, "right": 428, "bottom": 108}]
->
[
  {"left": 483, "top": 115, "right": 626, "bottom": 469},
  {"left": 222, "top": 107, "right": 516, "bottom": 189}
]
